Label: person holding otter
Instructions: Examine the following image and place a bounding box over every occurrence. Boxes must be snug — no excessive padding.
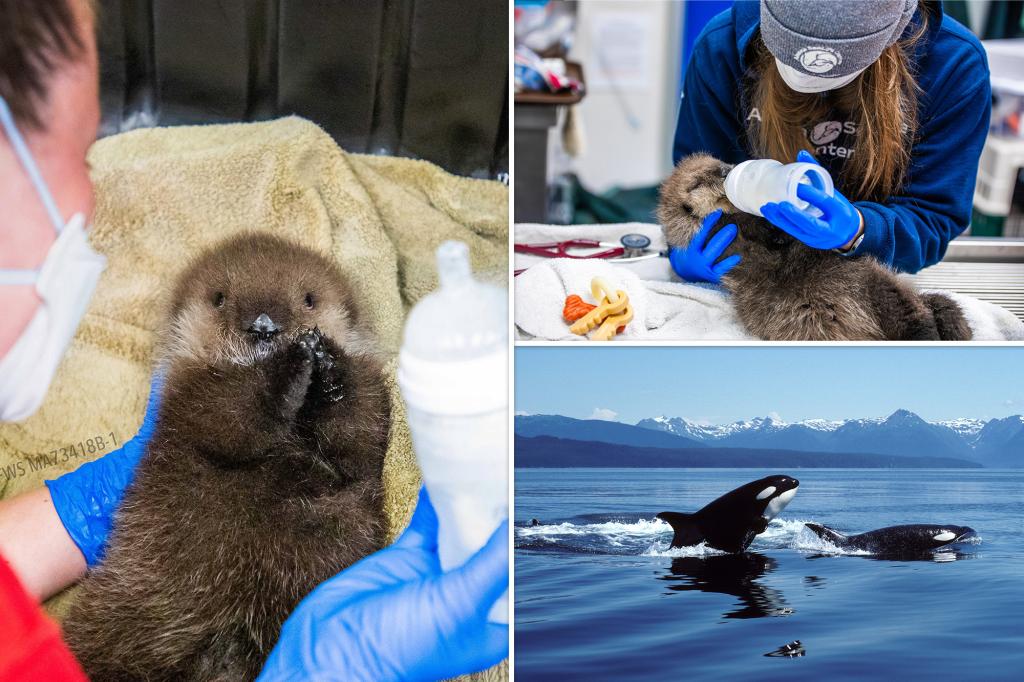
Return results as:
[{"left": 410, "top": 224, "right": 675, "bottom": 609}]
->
[
  {"left": 669, "top": 0, "right": 990, "bottom": 283},
  {"left": 0, "top": 2, "right": 506, "bottom": 680}
]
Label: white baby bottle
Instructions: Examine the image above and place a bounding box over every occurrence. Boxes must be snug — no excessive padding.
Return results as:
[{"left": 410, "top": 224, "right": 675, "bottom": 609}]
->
[
  {"left": 724, "top": 159, "right": 835, "bottom": 218},
  {"left": 397, "top": 240, "right": 509, "bottom": 624}
]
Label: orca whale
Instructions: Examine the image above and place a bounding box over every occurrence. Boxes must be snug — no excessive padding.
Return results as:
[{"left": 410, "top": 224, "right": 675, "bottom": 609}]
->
[
  {"left": 656, "top": 475, "right": 799, "bottom": 553},
  {"left": 805, "top": 523, "right": 977, "bottom": 557}
]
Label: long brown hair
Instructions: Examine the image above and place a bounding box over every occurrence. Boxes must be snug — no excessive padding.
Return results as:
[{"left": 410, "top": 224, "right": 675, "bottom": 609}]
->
[{"left": 746, "top": 6, "right": 930, "bottom": 202}]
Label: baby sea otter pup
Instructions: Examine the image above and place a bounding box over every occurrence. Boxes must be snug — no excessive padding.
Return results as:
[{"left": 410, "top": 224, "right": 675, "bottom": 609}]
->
[
  {"left": 658, "top": 153, "right": 971, "bottom": 341},
  {"left": 65, "top": 234, "right": 391, "bottom": 681}
]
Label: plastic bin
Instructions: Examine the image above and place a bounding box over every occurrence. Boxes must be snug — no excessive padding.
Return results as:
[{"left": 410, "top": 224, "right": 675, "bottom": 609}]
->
[{"left": 984, "top": 40, "right": 1024, "bottom": 137}]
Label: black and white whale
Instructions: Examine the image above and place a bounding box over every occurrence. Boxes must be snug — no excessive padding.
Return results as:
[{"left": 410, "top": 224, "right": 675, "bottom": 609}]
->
[
  {"left": 656, "top": 475, "right": 799, "bottom": 553},
  {"left": 805, "top": 523, "right": 977, "bottom": 557}
]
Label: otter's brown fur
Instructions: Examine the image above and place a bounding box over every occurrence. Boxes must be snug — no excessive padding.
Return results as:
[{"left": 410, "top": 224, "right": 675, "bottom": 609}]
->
[
  {"left": 64, "top": 234, "right": 391, "bottom": 680},
  {"left": 658, "top": 154, "right": 972, "bottom": 341}
]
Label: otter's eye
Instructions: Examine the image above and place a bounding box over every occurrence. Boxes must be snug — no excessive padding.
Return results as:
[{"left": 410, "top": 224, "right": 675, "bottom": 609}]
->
[
  {"left": 304, "top": 293, "right": 315, "bottom": 309},
  {"left": 213, "top": 292, "right": 225, "bottom": 308}
]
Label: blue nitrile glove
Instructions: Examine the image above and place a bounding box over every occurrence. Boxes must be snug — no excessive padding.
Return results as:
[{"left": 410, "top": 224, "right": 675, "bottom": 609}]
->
[
  {"left": 258, "top": 487, "right": 509, "bottom": 682},
  {"left": 45, "top": 372, "right": 163, "bottom": 567},
  {"left": 668, "top": 208, "right": 741, "bottom": 283},
  {"left": 760, "top": 150, "right": 863, "bottom": 251}
]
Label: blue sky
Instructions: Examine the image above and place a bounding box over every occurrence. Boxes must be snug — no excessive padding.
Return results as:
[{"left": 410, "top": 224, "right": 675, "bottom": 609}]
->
[{"left": 515, "top": 346, "right": 1024, "bottom": 424}]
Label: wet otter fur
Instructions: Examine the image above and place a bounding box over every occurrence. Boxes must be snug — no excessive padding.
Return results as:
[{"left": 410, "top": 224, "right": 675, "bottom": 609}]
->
[
  {"left": 658, "top": 154, "right": 971, "bottom": 341},
  {"left": 64, "top": 234, "right": 391, "bottom": 680}
]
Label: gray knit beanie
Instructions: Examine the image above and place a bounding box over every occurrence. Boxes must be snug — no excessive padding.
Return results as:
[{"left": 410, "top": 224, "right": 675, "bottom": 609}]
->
[{"left": 761, "top": 0, "right": 916, "bottom": 79}]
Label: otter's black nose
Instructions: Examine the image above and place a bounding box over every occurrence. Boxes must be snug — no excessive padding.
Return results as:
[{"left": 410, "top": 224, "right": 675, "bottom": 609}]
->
[{"left": 247, "top": 313, "right": 280, "bottom": 341}]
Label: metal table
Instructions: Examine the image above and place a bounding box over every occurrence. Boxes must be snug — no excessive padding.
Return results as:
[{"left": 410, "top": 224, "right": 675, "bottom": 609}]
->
[{"left": 906, "top": 238, "right": 1024, "bottom": 321}]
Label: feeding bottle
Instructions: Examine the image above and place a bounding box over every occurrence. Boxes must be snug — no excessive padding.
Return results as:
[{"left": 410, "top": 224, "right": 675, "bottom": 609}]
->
[
  {"left": 397, "top": 240, "right": 508, "bottom": 624},
  {"left": 724, "top": 159, "right": 835, "bottom": 218}
]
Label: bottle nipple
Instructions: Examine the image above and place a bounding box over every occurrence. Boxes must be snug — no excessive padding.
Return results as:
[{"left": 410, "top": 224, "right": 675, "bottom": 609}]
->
[{"left": 437, "top": 241, "right": 473, "bottom": 290}]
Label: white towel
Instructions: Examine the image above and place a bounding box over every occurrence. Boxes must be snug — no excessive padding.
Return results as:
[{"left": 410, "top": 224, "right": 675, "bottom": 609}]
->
[
  {"left": 642, "top": 280, "right": 752, "bottom": 340},
  {"left": 514, "top": 259, "right": 650, "bottom": 340},
  {"left": 514, "top": 259, "right": 753, "bottom": 341},
  {"left": 514, "top": 223, "right": 1024, "bottom": 341}
]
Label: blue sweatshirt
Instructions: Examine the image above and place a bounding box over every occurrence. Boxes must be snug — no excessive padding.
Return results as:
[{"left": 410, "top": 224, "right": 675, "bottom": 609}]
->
[{"left": 672, "top": 1, "right": 991, "bottom": 273}]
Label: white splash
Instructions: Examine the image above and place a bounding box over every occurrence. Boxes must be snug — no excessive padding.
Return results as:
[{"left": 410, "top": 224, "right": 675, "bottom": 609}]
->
[
  {"left": 641, "top": 541, "right": 728, "bottom": 558},
  {"left": 756, "top": 518, "right": 872, "bottom": 556},
  {"left": 516, "top": 516, "right": 899, "bottom": 557},
  {"left": 516, "top": 518, "right": 669, "bottom": 540}
]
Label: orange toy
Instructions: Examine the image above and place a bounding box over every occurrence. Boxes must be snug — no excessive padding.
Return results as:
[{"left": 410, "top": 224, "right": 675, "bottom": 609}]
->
[
  {"left": 563, "top": 294, "right": 596, "bottom": 323},
  {"left": 563, "top": 278, "right": 632, "bottom": 340}
]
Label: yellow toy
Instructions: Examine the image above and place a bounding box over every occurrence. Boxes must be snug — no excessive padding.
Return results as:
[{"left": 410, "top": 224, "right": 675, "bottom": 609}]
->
[{"left": 565, "top": 277, "right": 633, "bottom": 341}]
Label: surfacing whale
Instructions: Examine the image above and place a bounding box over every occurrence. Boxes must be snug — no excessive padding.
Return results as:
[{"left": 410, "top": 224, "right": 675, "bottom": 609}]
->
[
  {"left": 656, "top": 475, "right": 799, "bottom": 553},
  {"left": 805, "top": 523, "right": 977, "bottom": 557}
]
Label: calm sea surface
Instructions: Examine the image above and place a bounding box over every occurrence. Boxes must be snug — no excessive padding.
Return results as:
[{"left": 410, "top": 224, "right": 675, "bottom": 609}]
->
[{"left": 514, "top": 468, "right": 1024, "bottom": 681}]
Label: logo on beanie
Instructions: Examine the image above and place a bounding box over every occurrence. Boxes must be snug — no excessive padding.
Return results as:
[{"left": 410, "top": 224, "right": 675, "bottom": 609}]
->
[{"left": 794, "top": 46, "right": 842, "bottom": 74}]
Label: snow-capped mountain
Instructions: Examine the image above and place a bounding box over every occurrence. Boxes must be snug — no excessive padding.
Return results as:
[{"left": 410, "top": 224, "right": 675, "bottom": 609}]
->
[
  {"left": 513, "top": 411, "right": 1022, "bottom": 466},
  {"left": 637, "top": 410, "right": 1022, "bottom": 466},
  {"left": 935, "top": 418, "right": 988, "bottom": 441},
  {"left": 640, "top": 415, "right": 851, "bottom": 440}
]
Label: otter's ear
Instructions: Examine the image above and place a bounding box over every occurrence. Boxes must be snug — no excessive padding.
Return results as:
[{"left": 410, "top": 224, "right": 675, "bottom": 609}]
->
[{"left": 703, "top": 169, "right": 725, "bottom": 187}]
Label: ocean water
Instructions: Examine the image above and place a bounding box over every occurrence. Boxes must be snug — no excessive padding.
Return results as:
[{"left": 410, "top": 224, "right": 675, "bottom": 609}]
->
[{"left": 514, "top": 468, "right": 1024, "bottom": 681}]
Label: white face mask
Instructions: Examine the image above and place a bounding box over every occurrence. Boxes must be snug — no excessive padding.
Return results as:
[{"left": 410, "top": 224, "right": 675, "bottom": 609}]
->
[
  {"left": 0, "top": 96, "right": 106, "bottom": 422},
  {"left": 775, "top": 58, "right": 867, "bottom": 94}
]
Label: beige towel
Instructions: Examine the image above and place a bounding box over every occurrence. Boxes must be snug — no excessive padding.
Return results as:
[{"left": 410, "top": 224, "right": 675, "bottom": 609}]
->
[{"left": 0, "top": 116, "right": 508, "bottom": 680}]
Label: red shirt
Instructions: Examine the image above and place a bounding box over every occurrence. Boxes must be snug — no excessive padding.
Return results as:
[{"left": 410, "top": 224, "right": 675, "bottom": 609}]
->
[{"left": 0, "top": 556, "right": 87, "bottom": 681}]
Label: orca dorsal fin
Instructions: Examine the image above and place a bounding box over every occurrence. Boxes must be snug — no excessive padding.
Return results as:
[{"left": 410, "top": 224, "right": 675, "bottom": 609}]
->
[
  {"left": 657, "top": 512, "right": 704, "bottom": 548},
  {"left": 805, "top": 523, "right": 848, "bottom": 546}
]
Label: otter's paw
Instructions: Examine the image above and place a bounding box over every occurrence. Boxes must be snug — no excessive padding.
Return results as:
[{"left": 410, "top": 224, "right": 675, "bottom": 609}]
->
[
  {"left": 271, "top": 331, "right": 320, "bottom": 420},
  {"left": 308, "top": 328, "right": 345, "bottom": 403},
  {"left": 295, "top": 328, "right": 323, "bottom": 358}
]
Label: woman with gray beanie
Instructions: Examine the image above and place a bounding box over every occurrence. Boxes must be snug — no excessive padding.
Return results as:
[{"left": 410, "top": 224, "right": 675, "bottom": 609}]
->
[{"left": 669, "top": 0, "right": 990, "bottom": 281}]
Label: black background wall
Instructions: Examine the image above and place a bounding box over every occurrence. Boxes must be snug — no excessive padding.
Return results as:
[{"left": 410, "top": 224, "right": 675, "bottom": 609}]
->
[{"left": 95, "top": 0, "right": 508, "bottom": 179}]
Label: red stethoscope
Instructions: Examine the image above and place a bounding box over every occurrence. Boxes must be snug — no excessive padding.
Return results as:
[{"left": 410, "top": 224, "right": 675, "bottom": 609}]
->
[{"left": 514, "top": 233, "right": 664, "bottom": 275}]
